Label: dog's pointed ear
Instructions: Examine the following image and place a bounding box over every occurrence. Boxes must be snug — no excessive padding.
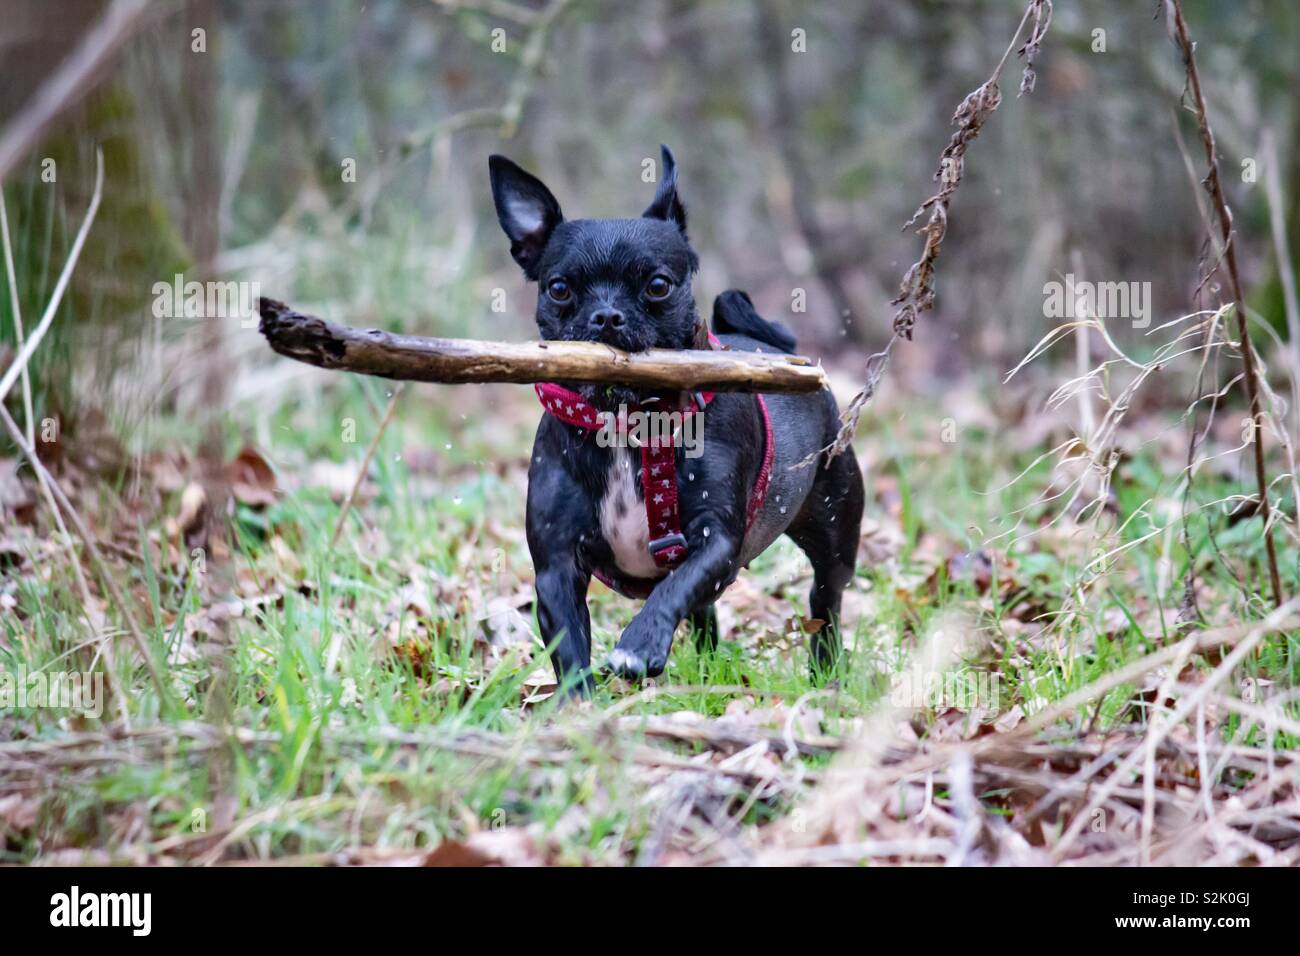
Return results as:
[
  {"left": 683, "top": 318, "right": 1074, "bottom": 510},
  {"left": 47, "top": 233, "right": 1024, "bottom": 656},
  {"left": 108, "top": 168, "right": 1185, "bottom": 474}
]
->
[
  {"left": 642, "top": 144, "right": 688, "bottom": 235},
  {"left": 489, "top": 155, "right": 564, "bottom": 280}
]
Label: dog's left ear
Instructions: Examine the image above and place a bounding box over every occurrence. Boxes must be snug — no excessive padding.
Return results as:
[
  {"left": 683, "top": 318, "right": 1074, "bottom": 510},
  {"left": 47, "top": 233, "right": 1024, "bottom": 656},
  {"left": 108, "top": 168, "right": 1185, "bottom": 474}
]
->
[
  {"left": 489, "top": 155, "right": 564, "bottom": 280},
  {"left": 642, "top": 144, "right": 688, "bottom": 235}
]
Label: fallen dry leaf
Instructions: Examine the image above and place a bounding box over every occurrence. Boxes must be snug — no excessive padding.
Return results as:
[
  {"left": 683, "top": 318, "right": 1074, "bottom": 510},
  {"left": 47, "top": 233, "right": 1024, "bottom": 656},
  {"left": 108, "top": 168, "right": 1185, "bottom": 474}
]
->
[
  {"left": 228, "top": 446, "right": 278, "bottom": 507},
  {"left": 477, "top": 597, "right": 535, "bottom": 649},
  {"left": 423, "top": 828, "right": 545, "bottom": 867}
]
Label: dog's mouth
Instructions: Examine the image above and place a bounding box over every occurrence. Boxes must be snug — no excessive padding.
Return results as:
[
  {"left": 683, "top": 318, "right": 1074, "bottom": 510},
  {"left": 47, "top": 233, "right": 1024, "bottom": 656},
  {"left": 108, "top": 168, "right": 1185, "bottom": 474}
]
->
[
  {"left": 552, "top": 326, "right": 693, "bottom": 408},
  {"left": 576, "top": 382, "right": 650, "bottom": 410},
  {"left": 588, "top": 326, "right": 654, "bottom": 354}
]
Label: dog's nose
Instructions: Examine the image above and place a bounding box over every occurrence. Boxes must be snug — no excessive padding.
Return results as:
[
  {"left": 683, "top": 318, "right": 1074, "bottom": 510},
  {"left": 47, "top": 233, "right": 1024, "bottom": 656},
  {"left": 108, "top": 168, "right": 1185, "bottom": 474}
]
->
[{"left": 589, "top": 308, "right": 625, "bottom": 332}]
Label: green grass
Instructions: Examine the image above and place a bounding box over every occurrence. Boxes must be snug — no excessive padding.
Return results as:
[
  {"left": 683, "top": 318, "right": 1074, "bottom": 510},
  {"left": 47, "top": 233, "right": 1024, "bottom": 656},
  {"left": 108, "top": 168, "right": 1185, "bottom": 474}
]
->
[{"left": 2, "top": 363, "right": 1297, "bottom": 864}]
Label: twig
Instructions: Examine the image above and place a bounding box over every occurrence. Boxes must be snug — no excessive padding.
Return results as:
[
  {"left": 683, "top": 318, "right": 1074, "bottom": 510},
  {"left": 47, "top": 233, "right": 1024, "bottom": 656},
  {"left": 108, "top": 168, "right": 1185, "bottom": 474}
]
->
[
  {"left": 0, "top": 404, "right": 167, "bottom": 710},
  {"left": 613, "top": 715, "right": 843, "bottom": 758},
  {"left": 0, "top": 718, "right": 818, "bottom": 790},
  {"left": 395, "top": 0, "right": 569, "bottom": 155},
  {"left": 0, "top": 190, "right": 34, "bottom": 446},
  {"left": 0, "top": 175, "right": 127, "bottom": 725},
  {"left": 0, "top": 150, "right": 103, "bottom": 405},
  {"left": 428, "top": 0, "right": 541, "bottom": 27},
  {"left": 1168, "top": 0, "right": 1284, "bottom": 607},
  {"left": 1001, "top": 609, "right": 1298, "bottom": 741},
  {"left": 816, "top": 0, "right": 1053, "bottom": 461},
  {"left": 330, "top": 384, "right": 404, "bottom": 549},
  {"left": 0, "top": 151, "right": 167, "bottom": 709},
  {"left": 339, "top": 0, "right": 573, "bottom": 223},
  {"left": 1048, "top": 599, "right": 1299, "bottom": 861},
  {"left": 0, "top": 0, "right": 154, "bottom": 183}
]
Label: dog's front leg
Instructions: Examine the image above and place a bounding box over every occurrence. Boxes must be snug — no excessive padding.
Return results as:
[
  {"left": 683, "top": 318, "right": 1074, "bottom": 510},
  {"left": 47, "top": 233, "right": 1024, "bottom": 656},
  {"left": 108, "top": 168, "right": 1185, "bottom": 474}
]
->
[
  {"left": 526, "top": 439, "right": 597, "bottom": 697},
  {"left": 534, "top": 559, "right": 594, "bottom": 696},
  {"left": 608, "top": 530, "right": 740, "bottom": 680}
]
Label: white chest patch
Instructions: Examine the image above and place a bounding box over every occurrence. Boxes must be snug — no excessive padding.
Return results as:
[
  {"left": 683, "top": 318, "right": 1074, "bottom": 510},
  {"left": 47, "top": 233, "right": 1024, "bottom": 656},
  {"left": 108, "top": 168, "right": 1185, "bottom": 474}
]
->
[{"left": 599, "top": 450, "right": 665, "bottom": 580}]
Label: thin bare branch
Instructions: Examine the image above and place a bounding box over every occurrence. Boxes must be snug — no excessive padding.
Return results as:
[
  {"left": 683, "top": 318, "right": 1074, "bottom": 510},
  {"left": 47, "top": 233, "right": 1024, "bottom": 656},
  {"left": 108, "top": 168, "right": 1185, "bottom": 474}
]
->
[
  {"left": 0, "top": 0, "right": 154, "bottom": 183},
  {"left": 1167, "top": 0, "right": 1284, "bottom": 607}
]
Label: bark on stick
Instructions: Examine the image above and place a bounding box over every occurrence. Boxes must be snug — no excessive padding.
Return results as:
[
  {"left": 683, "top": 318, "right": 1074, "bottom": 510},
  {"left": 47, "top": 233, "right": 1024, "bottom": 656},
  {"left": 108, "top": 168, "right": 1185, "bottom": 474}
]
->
[{"left": 257, "top": 298, "right": 827, "bottom": 394}]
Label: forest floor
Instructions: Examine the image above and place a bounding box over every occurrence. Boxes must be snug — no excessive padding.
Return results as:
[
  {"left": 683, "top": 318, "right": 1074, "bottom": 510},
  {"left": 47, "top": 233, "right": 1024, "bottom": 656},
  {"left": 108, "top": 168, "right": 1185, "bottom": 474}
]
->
[{"left": 2, "top": 353, "right": 1298, "bottom": 866}]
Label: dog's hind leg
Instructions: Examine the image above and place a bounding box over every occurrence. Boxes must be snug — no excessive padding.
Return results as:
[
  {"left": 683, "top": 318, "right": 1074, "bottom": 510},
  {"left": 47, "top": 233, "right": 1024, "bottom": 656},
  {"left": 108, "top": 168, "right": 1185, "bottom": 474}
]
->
[
  {"left": 785, "top": 446, "right": 865, "bottom": 677},
  {"left": 687, "top": 604, "right": 719, "bottom": 653}
]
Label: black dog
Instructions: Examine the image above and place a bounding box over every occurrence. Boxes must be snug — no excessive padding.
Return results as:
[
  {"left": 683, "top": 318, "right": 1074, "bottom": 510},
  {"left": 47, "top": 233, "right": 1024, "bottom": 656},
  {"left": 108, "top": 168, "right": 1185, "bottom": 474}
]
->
[{"left": 489, "top": 146, "right": 864, "bottom": 695}]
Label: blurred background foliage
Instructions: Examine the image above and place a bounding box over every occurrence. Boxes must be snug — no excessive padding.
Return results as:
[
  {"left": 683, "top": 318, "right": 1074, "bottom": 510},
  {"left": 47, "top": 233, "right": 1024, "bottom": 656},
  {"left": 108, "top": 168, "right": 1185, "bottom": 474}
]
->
[{"left": 0, "top": 0, "right": 1297, "bottom": 455}]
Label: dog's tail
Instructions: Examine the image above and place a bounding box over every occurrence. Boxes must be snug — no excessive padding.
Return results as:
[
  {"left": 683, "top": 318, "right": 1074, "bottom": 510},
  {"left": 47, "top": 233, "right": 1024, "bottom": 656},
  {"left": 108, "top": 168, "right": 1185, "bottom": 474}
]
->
[{"left": 710, "top": 289, "right": 797, "bottom": 353}]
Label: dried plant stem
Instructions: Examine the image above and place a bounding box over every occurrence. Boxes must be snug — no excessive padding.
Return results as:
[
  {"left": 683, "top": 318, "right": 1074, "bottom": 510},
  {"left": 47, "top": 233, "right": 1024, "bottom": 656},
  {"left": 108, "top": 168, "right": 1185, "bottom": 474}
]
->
[
  {"left": 406, "top": 1, "right": 575, "bottom": 147},
  {"left": 4, "top": 416, "right": 130, "bottom": 723},
  {"left": 1169, "top": 0, "right": 1283, "bottom": 608},
  {"left": 0, "top": 150, "right": 166, "bottom": 710},
  {"left": 0, "top": 404, "right": 166, "bottom": 709},
  {"left": 427, "top": 0, "right": 541, "bottom": 27},
  {"left": 330, "top": 384, "right": 405, "bottom": 549},
  {"left": 0, "top": 151, "right": 103, "bottom": 405},
  {"left": 814, "top": 0, "right": 1053, "bottom": 463},
  {"left": 0, "top": 0, "right": 153, "bottom": 183},
  {"left": 1049, "top": 598, "right": 1299, "bottom": 862},
  {"left": 0, "top": 178, "right": 127, "bottom": 724},
  {"left": 0, "top": 190, "right": 34, "bottom": 446}
]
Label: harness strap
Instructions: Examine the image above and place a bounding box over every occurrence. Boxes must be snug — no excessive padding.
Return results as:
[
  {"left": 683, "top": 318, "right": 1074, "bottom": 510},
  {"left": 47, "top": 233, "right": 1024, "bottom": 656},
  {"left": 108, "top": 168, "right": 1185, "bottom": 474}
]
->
[{"left": 534, "top": 338, "right": 774, "bottom": 594}]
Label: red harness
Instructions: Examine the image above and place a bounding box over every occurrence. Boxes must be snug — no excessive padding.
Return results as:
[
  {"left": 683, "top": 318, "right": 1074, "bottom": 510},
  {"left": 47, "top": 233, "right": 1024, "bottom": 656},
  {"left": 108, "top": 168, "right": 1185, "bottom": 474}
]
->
[{"left": 534, "top": 369, "right": 774, "bottom": 597}]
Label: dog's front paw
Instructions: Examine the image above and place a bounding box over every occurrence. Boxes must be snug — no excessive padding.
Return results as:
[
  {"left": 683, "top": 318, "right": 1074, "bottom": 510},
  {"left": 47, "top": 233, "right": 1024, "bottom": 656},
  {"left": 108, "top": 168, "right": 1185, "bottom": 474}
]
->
[
  {"left": 606, "top": 647, "right": 654, "bottom": 681},
  {"left": 607, "top": 620, "right": 671, "bottom": 681}
]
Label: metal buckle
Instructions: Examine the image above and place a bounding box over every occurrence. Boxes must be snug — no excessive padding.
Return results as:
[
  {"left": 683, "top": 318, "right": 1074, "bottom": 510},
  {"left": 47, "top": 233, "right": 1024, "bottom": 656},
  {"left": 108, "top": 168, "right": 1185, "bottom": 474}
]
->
[
  {"left": 647, "top": 532, "right": 688, "bottom": 557},
  {"left": 692, "top": 391, "right": 707, "bottom": 412}
]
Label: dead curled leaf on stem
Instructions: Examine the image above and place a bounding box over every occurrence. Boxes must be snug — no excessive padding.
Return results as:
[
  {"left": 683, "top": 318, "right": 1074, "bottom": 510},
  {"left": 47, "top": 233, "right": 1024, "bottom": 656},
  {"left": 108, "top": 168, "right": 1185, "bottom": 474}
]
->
[
  {"left": 1163, "top": 0, "right": 1284, "bottom": 608},
  {"left": 1016, "top": 0, "right": 1053, "bottom": 96},
  {"left": 892, "top": 0, "right": 1050, "bottom": 343},
  {"left": 812, "top": 0, "right": 1053, "bottom": 464}
]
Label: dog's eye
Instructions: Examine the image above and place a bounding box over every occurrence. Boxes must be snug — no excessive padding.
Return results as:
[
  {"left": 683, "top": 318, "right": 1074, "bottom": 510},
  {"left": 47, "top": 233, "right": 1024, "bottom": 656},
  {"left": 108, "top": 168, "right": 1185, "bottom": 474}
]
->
[
  {"left": 547, "top": 279, "right": 572, "bottom": 303},
  {"left": 646, "top": 276, "right": 673, "bottom": 300}
]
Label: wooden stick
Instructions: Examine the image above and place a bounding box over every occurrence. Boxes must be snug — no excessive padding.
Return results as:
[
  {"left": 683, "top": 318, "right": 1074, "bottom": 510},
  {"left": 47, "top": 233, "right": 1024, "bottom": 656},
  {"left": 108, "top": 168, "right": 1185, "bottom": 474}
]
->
[{"left": 257, "top": 298, "right": 828, "bottom": 394}]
